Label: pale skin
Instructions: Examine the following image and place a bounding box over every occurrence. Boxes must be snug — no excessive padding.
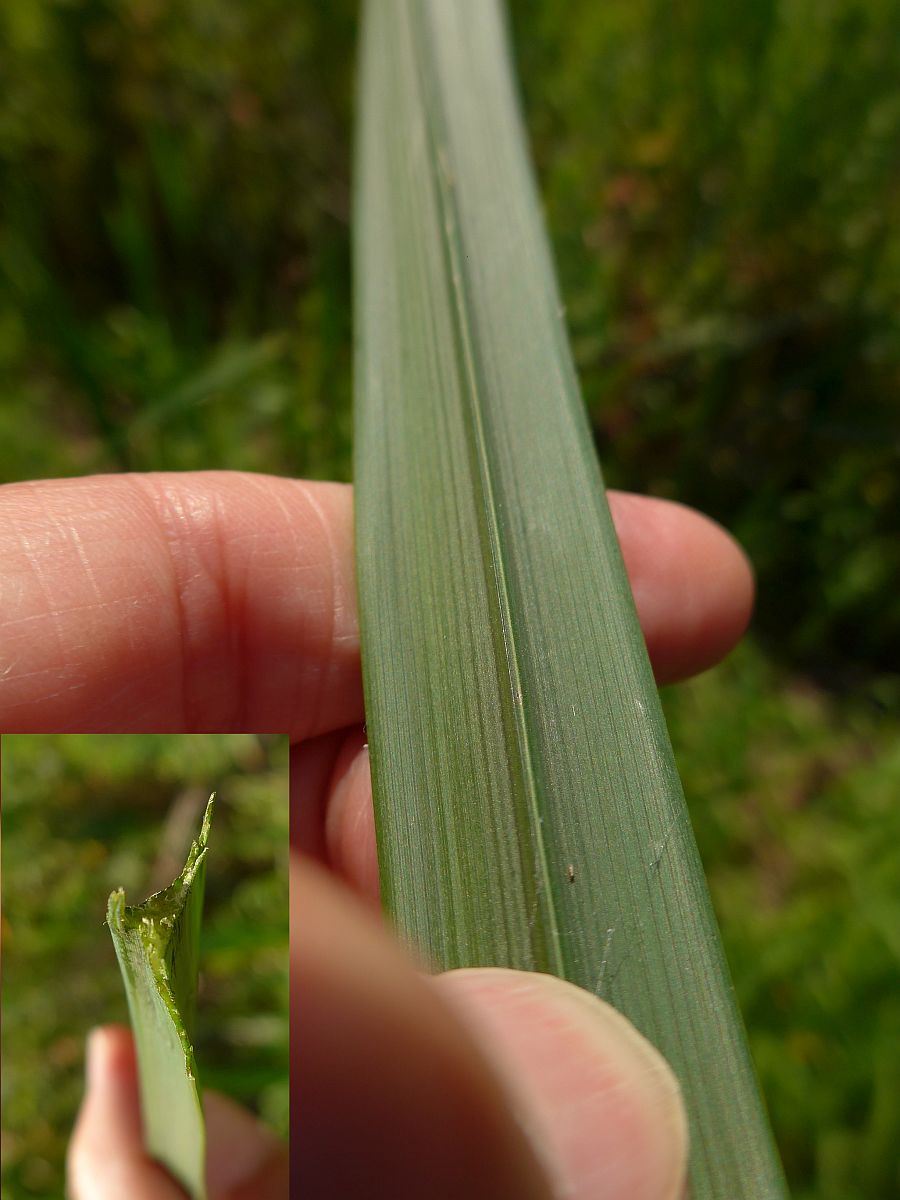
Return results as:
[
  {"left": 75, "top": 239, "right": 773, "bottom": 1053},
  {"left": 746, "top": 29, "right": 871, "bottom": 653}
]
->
[{"left": 0, "top": 472, "right": 754, "bottom": 1199}]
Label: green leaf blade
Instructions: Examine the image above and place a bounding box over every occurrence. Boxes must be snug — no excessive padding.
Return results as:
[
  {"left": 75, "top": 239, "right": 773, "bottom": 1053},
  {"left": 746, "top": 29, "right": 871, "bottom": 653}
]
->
[
  {"left": 107, "top": 794, "right": 213, "bottom": 1199},
  {"left": 354, "top": 2, "right": 788, "bottom": 1196}
]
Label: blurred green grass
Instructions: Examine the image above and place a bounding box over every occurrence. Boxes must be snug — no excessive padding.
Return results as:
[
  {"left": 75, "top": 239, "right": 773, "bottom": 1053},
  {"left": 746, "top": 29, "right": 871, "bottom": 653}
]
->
[
  {"left": 1, "top": 734, "right": 289, "bottom": 1199},
  {"left": 662, "top": 651, "right": 900, "bottom": 1198},
  {"left": 1, "top": 2, "right": 899, "bottom": 1197}
]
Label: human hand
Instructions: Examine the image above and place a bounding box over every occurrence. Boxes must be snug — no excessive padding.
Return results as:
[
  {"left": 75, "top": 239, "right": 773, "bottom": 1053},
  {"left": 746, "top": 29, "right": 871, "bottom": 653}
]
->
[
  {"left": 0, "top": 472, "right": 752, "bottom": 1198},
  {"left": 67, "top": 1026, "right": 287, "bottom": 1199}
]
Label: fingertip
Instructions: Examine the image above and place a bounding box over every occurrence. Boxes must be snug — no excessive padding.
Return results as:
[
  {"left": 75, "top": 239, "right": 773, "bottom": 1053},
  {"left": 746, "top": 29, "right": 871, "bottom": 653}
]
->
[
  {"left": 436, "top": 968, "right": 688, "bottom": 1200},
  {"left": 85, "top": 1025, "right": 136, "bottom": 1089},
  {"left": 81, "top": 1025, "right": 143, "bottom": 1144},
  {"left": 610, "top": 492, "right": 754, "bottom": 683}
]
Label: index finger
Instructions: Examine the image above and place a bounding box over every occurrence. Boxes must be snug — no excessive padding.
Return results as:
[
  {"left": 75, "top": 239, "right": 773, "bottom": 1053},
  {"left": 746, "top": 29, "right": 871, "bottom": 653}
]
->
[
  {"left": 0, "top": 472, "right": 752, "bottom": 738},
  {"left": 0, "top": 472, "right": 360, "bottom": 738}
]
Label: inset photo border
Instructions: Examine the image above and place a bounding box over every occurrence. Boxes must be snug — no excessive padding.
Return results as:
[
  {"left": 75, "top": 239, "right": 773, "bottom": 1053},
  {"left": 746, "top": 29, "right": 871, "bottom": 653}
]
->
[{"left": 1, "top": 732, "right": 289, "bottom": 1199}]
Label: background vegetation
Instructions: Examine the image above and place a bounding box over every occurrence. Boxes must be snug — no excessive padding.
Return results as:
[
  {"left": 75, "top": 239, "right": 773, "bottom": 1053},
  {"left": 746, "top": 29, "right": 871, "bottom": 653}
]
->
[
  {"left": 1, "top": 734, "right": 289, "bottom": 1199},
  {"left": 1, "top": 1, "right": 898, "bottom": 1196}
]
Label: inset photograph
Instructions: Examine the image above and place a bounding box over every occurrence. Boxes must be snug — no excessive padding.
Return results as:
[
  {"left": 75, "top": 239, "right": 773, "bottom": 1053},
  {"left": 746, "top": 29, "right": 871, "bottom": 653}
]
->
[{"left": 1, "top": 732, "right": 289, "bottom": 1199}]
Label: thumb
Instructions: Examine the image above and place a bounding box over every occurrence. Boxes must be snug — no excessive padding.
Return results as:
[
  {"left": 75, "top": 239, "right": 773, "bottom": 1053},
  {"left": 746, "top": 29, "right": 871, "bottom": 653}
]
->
[
  {"left": 68, "top": 1026, "right": 287, "bottom": 1200},
  {"left": 435, "top": 969, "right": 688, "bottom": 1200},
  {"left": 67, "top": 1025, "right": 186, "bottom": 1200}
]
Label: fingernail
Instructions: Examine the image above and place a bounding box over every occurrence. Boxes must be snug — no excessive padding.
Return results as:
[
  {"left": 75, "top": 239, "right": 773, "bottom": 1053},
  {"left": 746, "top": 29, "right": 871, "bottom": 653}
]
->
[{"left": 437, "top": 968, "right": 689, "bottom": 1200}]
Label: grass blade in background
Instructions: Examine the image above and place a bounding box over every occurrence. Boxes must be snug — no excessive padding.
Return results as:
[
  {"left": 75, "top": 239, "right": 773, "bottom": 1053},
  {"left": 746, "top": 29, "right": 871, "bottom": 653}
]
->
[
  {"left": 107, "top": 794, "right": 214, "bottom": 1199},
  {"left": 354, "top": 2, "right": 788, "bottom": 1195}
]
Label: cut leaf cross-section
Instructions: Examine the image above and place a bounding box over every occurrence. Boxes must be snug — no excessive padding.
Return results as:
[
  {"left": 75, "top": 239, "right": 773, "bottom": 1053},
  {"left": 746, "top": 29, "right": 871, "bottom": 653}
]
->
[{"left": 107, "top": 794, "right": 213, "bottom": 1200}]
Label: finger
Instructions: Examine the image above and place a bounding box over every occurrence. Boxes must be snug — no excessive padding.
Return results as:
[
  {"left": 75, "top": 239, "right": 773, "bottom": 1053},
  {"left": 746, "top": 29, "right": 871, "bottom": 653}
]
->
[
  {"left": 291, "top": 730, "right": 346, "bottom": 863},
  {"left": 0, "top": 473, "right": 360, "bottom": 739},
  {"left": 68, "top": 1027, "right": 287, "bottom": 1200},
  {"left": 67, "top": 1026, "right": 187, "bottom": 1200},
  {"left": 295, "top": 857, "right": 687, "bottom": 1199},
  {"left": 437, "top": 970, "right": 688, "bottom": 1200},
  {"left": 295, "top": 856, "right": 553, "bottom": 1199},
  {"left": 609, "top": 491, "right": 753, "bottom": 684},
  {"left": 299, "top": 729, "right": 380, "bottom": 901},
  {"left": 204, "top": 1091, "right": 287, "bottom": 1200},
  {"left": 0, "top": 475, "right": 750, "bottom": 737}
]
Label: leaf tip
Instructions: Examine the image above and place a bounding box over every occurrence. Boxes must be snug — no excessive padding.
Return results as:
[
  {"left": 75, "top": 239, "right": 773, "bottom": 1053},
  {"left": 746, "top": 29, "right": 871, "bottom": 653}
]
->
[
  {"left": 106, "top": 886, "right": 126, "bottom": 929},
  {"left": 199, "top": 793, "right": 215, "bottom": 849}
]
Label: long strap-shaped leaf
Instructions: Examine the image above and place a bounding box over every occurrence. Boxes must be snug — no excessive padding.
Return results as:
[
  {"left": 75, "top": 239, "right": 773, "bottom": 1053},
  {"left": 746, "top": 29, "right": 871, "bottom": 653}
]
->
[
  {"left": 354, "top": 3, "right": 788, "bottom": 1195},
  {"left": 107, "top": 795, "right": 213, "bottom": 1199}
]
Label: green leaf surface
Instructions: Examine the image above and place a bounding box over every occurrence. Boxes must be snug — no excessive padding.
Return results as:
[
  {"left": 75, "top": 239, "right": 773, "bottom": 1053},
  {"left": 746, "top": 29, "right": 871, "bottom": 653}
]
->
[
  {"left": 107, "top": 795, "right": 213, "bottom": 1199},
  {"left": 353, "top": 2, "right": 788, "bottom": 1195}
]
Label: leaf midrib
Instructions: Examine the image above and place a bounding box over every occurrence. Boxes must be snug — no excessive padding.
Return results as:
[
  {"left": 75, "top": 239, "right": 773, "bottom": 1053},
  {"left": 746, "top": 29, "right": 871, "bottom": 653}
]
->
[{"left": 405, "top": 3, "right": 564, "bottom": 977}]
